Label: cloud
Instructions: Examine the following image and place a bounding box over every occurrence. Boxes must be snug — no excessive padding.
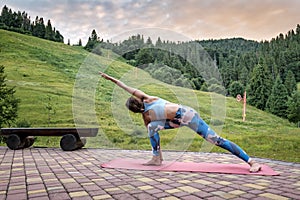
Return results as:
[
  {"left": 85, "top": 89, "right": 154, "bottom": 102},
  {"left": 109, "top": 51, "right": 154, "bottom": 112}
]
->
[{"left": 1, "top": 0, "right": 299, "bottom": 44}]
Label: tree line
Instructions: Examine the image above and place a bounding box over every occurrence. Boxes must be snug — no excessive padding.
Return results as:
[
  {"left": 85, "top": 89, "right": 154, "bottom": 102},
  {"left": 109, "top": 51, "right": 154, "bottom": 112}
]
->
[
  {"left": 0, "top": 5, "right": 64, "bottom": 43},
  {"left": 84, "top": 27, "right": 299, "bottom": 124}
]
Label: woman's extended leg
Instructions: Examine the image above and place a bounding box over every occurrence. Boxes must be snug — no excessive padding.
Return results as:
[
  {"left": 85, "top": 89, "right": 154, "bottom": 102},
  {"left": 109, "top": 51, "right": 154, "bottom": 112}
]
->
[{"left": 180, "top": 106, "right": 261, "bottom": 172}]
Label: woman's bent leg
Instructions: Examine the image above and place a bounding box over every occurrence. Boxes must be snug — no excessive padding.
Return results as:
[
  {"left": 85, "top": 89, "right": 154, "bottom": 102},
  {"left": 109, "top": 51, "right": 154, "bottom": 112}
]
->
[
  {"left": 147, "top": 121, "right": 165, "bottom": 156},
  {"left": 143, "top": 121, "right": 165, "bottom": 166}
]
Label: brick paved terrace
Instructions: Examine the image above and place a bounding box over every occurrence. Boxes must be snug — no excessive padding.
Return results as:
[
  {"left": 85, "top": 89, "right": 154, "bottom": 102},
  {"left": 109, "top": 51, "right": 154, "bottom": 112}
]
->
[{"left": 0, "top": 147, "right": 299, "bottom": 200}]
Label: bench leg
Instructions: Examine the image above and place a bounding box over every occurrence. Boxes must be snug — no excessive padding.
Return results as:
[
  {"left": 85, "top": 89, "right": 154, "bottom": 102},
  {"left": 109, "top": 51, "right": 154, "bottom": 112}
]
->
[
  {"left": 6, "top": 134, "right": 25, "bottom": 150},
  {"left": 60, "top": 134, "right": 86, "bottom": 151},
  {"left": 24, "top": 136, "right": 35, "bottom": 148}
]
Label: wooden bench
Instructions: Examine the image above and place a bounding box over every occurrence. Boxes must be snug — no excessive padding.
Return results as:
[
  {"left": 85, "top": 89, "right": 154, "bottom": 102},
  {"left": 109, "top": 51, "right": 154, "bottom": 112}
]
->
[{"left": 0, "top": 128, "right": 98, "bottom": 151}]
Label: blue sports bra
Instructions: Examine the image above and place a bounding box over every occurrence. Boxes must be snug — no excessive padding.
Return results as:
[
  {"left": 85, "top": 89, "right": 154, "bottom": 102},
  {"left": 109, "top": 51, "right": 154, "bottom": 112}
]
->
[{"left": 143, "top": 98, "right": 169, "bottom": 120}]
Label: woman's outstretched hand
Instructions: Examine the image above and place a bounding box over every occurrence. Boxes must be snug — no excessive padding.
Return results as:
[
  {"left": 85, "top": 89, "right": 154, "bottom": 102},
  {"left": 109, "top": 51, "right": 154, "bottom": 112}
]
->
[
  {"left": 99, "top": 71, "right": 118, "bottom": 84},
  {"left": 99, "top": 71, "right": 109, "bottom": 80}
]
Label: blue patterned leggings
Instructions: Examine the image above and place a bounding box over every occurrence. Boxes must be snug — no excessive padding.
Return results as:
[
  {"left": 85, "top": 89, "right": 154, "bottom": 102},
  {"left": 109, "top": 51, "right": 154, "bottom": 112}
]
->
[{"left": 147, "top": 106, "right": 251, "bottom": 163}]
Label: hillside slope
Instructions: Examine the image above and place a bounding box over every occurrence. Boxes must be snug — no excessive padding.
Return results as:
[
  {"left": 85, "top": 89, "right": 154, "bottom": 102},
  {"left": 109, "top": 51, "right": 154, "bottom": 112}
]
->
[{"left": 0, "top": 30, "right": 299, "bottom": 162}]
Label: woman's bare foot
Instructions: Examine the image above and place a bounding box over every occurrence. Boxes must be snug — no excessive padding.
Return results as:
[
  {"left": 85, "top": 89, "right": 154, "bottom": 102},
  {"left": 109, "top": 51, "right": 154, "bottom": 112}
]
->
[
  {"left": 143, "top": 155, "right": 162, "bottom": 166},
  {"left": 249, "top": 161, "right": 262, "bottom": 173}
]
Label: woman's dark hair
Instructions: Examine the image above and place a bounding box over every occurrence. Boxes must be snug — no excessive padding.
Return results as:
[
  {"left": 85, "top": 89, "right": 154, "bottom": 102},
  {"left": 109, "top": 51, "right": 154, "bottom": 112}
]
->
[{"left": 125, "top": 97, "right": 144, "bottom": 113}]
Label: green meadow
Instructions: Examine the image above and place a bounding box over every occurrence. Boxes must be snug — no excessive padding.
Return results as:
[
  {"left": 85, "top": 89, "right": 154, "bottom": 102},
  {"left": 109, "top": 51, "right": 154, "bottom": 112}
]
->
[{"left": 1, "top": 29, "right": 299, "bottom": 162}]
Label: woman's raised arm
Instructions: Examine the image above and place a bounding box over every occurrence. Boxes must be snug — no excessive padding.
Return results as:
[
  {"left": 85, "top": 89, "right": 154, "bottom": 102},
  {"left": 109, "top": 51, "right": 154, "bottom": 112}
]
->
[{"left": 99, "top": 71, "right": 149, "bottom": 100}]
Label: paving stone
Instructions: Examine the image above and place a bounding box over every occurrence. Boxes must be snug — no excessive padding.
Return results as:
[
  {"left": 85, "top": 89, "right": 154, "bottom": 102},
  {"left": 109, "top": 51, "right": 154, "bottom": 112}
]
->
[
  {"left": 178, "top": 186, "right": 200, "bottom": 193},
  {"left": 282, "top": 193, "right": 300, "bottom": 199},
  {"left": 112, "top": 193, "right": 136, "bottom": 200},
  {"left": 6, "top": 193, "right": 27, "bottom": 200},
  {"left": 117, "top": 184, "right": 135, "bottom": 192},
  {"left": 229, "top": 190, "right": 246, "bottom": 195},
  {"left": 211, "top": 191, "right": 237, "bottom": 199},
  {"left": 145, "top": 188, "right": 163, "bottom": 195},
  {"left": 243, "top": 183, "right": 266, "bottom": 190},
  {"left": 48, "top": 192, "right": 71, "bottom": 200},
  {"left": 194, "top": 179, "right": 213, "bottom": 185},
  {"left": 240, "top": 193, "right": 257, "bottom": 199},
  {"left": 161, "top": 196, "right": 181, "bottom": 200},
  {"left": 153, "top": 192, "right": 170, "bottom": 199},
  {"left": 86, "top": 184, "right": 103, "bottom": 192},
  {"left": 259, "top": 193, "right": 290, "bottom": 200},
  {"left": 166, "top": 188, "right": 182, "bottom": 194},
  {"left": 27, "top": 196, "right": 50, "bottom": 200},
  {"left": 133, "top": 192, "right": 157, "bottom": 199},
  {"left": 193, "top": 190, "right": 213, "bottom": 198},
  {"left": 173, "top": 191, "right": 190, "bottom": 198},
  {"left": 138, "top": 185, "right": 153, "bottom": 190},
  {"left": 218, "top": 180, "right": 232, "bottom": 185},
  {"left": 181, "top": 195, "right": 206, "bottom": 200},
  {"left": 169, "top": 182, "right": 184, "bottom": 188},
  {"left": 69, "top": 191, "right": 89, "bottom": 198}
]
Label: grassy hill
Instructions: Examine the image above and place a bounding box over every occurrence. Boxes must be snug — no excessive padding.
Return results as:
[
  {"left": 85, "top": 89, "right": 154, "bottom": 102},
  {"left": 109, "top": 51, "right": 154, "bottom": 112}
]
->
[{"left": 0, "top": 29, "right": 299, "bottom": 162}]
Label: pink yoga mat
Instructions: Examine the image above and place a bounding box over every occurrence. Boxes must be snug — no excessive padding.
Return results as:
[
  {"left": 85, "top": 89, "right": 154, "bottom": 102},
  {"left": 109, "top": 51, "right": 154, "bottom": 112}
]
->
[{"left": 101, "top": 158, "right": 279, "bottom": 176}]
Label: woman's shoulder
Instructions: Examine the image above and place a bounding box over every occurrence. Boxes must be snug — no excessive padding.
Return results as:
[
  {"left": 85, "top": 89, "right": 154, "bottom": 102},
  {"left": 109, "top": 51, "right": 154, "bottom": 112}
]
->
[{"left": 143, "top": 96, "right": 159, "bottom": 104}]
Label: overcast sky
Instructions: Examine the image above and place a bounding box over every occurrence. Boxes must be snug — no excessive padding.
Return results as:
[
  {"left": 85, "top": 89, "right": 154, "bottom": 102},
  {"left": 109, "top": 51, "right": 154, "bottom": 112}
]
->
[{"left": 1, "top": 0, "right": 300, "bottom": 45}]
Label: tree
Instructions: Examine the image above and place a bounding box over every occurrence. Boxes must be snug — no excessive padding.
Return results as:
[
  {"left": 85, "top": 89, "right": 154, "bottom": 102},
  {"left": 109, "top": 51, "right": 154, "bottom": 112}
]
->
[
  {"left": 155, "top": 37, "right": 163, "bottom": 47},
  {"left": 284, "top": 70, "right": 297, "bottom": 96},
  {"left": 247, "top": 62, "right": 272, "bottom": 110},
  {"left": 228, "top": 81, "right": 244, "bottom": 97},
  {"left": 0, "top": 66, "right": 20, "bottom": 128},
  {"left": 135, "top": 48, "right": 154, "bottom": 66},
  {"left": 32, "top": 16, "right": 46, "bottom": 38},
  {"left": 146, "top": 37, "right": 153, "bottom": 47},
  {"left": 54, "top": 30, "right": 64, "bottom": 42},
  {"left": 286, "top": 91, "right": 300, "bottom": 123},
  {"left": 0, "top": 6, "right": 12, "bottom": 27},
  {"left": 45, "top": 19, "right": 54, "bottom": 40},
  {"left": 239, "top": 66, "right": 249, "bottom": 86},
  {"left": 21, "top": 11, "right": 31, "bottom": 32},
  {"left": 266, "top": 75, "right": 288, "bottom": 118},
  {"left": 200, "top": 82, "right": 208, "bottom": 92},
  {"left": 91, "top": 29, "right": 98, "bottom": 41},
  {"left": 85, "top": 29, "right": 101, "bottom": 51}
]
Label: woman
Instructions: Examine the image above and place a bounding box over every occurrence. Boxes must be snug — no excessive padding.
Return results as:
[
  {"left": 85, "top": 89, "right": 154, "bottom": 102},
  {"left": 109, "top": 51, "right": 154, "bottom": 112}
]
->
[{"left": 99, "top": 72, "right": 262, "bottom": 172}]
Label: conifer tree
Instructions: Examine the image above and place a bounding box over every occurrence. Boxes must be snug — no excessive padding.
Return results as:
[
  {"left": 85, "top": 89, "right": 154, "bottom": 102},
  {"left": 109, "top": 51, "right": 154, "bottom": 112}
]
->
[
  {"left": 239, "top": 66, "right": 249, "bottom": 86},
  {"left": 146, "top": 37, "right": 153, "bottom": 47},
  {"left": 45, "top": 19, "right": 54, "bottom": 40},
  {"left": 0, "top": 66, "right": 19, "bottom": 128},
  {"left": 228, "top": 81, "right": 244, "bottom": 97},
  {"left": 54, "top": 30, "right": 64, "bottom": 42},
  {"left": 284, "top": 70, "right": 297, "bottom": 96},
  {"left": 286, "top": 91, "right": 300, "bottom": 123},
  {"left": 0, "top": 6, "right": 12, "bottom": 26},
  {"left": 155, "top": 37, "right": 163, "bottom": 47},
  {"left": 247, "top": 62, "right": 272, "bottom": 110},
  {"left": 32, "top": 16, "right": 46, "bottom": 38},
  {"left": 85, "top": 29, "right": 100, "bottom": 51},
  {"left": 266, "top": 75, "right": 288, "bottom": 118},
  {"left": 21, "top": 11, "right": 31, "bottom": 32}
]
